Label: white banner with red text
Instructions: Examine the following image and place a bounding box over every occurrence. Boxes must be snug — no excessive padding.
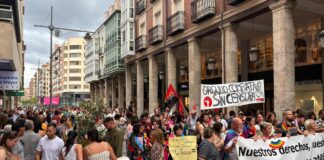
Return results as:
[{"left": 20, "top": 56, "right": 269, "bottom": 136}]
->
[
  {"left": 200, "top": 80, "right": 265, "bottom": 110},
  {"left": 236, "top": 133, "right": 324, "bottom": 160}
]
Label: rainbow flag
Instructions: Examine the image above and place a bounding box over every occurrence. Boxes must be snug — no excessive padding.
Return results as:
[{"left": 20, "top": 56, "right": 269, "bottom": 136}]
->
[
  {"left": 269, "top": 140, "right": 285, "bottom": 149},
  {"left": 281, "top": 121, "right": 288, "bottom": 131}
]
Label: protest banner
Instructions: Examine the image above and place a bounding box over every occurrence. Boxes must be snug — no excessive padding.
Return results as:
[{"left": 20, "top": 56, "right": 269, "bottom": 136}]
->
[
  {"left": 169, "top": 136, "right": 197, "bottom": 160},
  {"left": 201, "top": 80, "right": 265, "bottom": 110},
  {"left": 236, "top": 133, "right": 324, "bottom": 160}
]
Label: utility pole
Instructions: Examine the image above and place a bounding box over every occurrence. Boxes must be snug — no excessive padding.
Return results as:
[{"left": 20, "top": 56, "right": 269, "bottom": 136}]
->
[{"left": 34, "top": 6, "right": 93, "bottom": 108}]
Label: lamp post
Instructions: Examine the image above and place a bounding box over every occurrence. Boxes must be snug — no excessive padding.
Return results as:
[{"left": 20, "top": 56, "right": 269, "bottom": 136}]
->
[
  {"left": 207, "top": 58, "right": 216, "bottom": 71},
  {"left": 319, "top": 30, "right": 324, "bottom": 109},
  {"left": 34, "top": 6, "right": 94, "bottom": 108},
  {"left": 180, "top": 65, "right": 187, "bottom": 76},
  {"left": 249, "top": 46, "right": 259, "bottom": 62}
]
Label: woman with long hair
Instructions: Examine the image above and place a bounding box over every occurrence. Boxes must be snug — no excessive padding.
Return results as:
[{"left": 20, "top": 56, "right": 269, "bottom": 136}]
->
[
  {"left": 255, "top": 113, "right": 264, "bottom": 136},
  {"left": 266, "top": 112, "right": 278, "bottom": 127},
  {"left": 0, "top": 131, "right": 20, "bottom": 160},
  {"left": 61, "top": 130, "right": 83, "bottom": 160},
  {"left": 129, "top": 123, "right": 147, "bottom": 160},
  {"left": 83, "top": 128, "right": 116, "bottom": 160}
]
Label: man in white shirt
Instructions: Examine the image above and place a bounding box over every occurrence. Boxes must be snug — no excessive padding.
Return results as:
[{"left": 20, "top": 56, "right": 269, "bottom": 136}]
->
[{"left": 36, "top": 123, "right": 64, "bottom": 160}]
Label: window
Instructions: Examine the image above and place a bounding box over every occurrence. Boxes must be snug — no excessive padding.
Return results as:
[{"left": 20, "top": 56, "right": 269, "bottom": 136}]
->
[
  {"left": 70, "top": 53, "right": 81, "bottom": 57},
  {"left": 69, "top": 85, "right": 81, "bottom": 89},
  {"left": 155, "top": 11, "right": 161, "bottom": 25},
  {"left": 140, "top": 23, "right": 145, "bottom": 35},
  {"left": 84, "top": 85, "right": 89, "bottom": 89},
  {"left": 129, "top": 8, "right": 134, "bottom": 18},
  {"left": 64, "top": 46, "right": 68, "bottom": 50},
  {"left": 64, "top": 85, "right": 67, "bottom": 89},
  {"left": 122, "top": 30, "right": 126, "bottom": 42},
  {"left": 69, "top": 69, "right": 81, "bottom": 73},
  {"left": 70, "top": 61, "right": 80, "bottom": 65},
  {"left": 129, "top": 0, "right": 133, "bottom": 7},
  {"left": 130, "top": 24, "right": 134, "bottom": 40},
  {"left": 64, "top": 62, "right": 68, "bottom": 65},
  {"left": 69, "top": 45, "right": 82, "bottom": 50},
  {"left": 69, "top": 77, "right": 81, "bottom": 81},
  {"left": 64, "top": 54, "right": 68, "bottom": 58}
]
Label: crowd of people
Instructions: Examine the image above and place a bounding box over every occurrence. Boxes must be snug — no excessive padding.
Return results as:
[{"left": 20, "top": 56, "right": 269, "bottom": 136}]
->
[{"left": 0, "top": 104, "right": 324, "bottom": 160}]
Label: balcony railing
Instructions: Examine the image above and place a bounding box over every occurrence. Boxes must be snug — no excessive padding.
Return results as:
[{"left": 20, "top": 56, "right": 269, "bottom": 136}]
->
[
  {"left": 136, "top": 35, "right": 147, "bottom": 52},
  {"left": 148, "top": 25, "right": 163, "bottom": 45},
  {"left": 191, "top": 0, "right": 216, "bottom": 23},
  {"left": 136, "top": 0, "right": 146, "bottom": 15},
  {"left": 167, "top": 11, "right": 185, "bottom": 36}
]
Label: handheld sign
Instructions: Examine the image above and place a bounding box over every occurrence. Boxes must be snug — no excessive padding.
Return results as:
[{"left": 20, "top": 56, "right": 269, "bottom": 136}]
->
[
  {"left": 169, "top": 136, "right": 197, "bottom": 160},
  {"left": 201, "top": 80, "right": 265, "bottom": 110}
]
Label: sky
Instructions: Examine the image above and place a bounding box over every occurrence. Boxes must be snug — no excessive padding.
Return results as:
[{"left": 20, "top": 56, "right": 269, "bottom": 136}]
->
[{"left": 24, "top": 0, "right": 113, "bottom": 88}]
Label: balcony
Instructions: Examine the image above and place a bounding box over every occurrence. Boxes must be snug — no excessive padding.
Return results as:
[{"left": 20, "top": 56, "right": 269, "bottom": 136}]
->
[
  {"left": 136, "top": 0, "right": 146, "bottom": 15},
  {"left": 148, "top": 25, "right": 163, "bottom": 45},
  {"left": 191, "top": 0, "right": 216, "bottom": 23},
  {"left": 228, "top": 0, "right": 246, "bottom": 5},
  {"left": 167, "top": 11, "right": 185, "bottom": 36},
  {"left": 136, "top": 35, "right": 147, "bottom": 52}
]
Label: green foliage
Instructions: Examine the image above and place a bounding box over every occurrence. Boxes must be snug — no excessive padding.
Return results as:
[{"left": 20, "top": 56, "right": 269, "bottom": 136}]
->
[
  {"left": 20, "top": 96, "right": 36, "bottom": 105},
  {"left": 76, "top": 100, "right": 107, "bottom": 146}
]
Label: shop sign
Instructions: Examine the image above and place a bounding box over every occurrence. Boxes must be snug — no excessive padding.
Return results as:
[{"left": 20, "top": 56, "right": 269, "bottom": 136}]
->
[
  {"left": 6, "top": 91, "right": 24, "bottom": 96},
  {"left": 0, "top": 71, "right": 19, "bottom": 90},
  {"left": 201, "top": 80, "right": 265, "bottom": 110}
]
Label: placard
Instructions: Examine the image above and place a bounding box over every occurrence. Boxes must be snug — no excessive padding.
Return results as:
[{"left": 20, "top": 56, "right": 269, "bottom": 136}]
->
[
  {"left": 201, "top": 80, "right": 265, "bottom": 110},
  {"left": 169, "top": 136, "right": 197, "bottom": 160},
  {"left": 237, "top": 133, "right": 324, "bottom": 160}
]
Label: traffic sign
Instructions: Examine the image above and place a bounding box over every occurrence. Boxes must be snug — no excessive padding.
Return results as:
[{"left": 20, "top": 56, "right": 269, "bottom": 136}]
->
[{"left": 6, "top": 91, "right": 24, "bottom": 96}]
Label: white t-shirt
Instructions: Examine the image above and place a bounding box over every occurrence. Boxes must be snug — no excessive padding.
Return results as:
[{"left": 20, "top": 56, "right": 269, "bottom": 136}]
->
[{"left": 36, "top": 135, "right": 64, "bottom": 160}]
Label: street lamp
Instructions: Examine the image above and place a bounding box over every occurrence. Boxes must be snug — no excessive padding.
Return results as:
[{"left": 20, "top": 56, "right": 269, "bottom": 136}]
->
[
  {"left": 144, "top": 75, "right": 148, "bottom": 83},
  {"left": 319, "top": 30, "right": 324, "bottom": 48},
  {"left": 249, "top": 46, "right": 259, "bottom": 62},
  {"left": 207, "top": 58, "right": 216, "bottom": 71},
  {"left": 159, "top": 71, "right": 165, "bottom": 80},
  {"left": 34, "top": 6, "right": 94, "bottom": 108},
  {"left": 132, "top": 78, "right": 136, "bottom": 85},
  {"left": 180, "top": 65, "right": 187, "bottom": 76}
]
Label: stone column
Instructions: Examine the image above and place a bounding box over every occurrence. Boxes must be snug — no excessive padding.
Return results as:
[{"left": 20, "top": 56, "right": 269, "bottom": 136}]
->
[
  {"left": 148, "top": 55, "right": 159, "bottom": 114},
  {"left": 118, "top": 74, "right": 125, "bottom": 110},
  {"left": 111, "top": 77, "right": 117, "bottom": 108},
  {"left": 90, "top": 83, "right": 95, "bottom": 103},
  {"left": 223, "top": 23, "right": 239, "bottom": 114},
  {"left": 125, "top": 65, "right": 132, "bottom": 108},
  {"left": 101, "top": 79, "right": 106, "bottom": 104},
  {"left": 166, "top": 48, "right": 177, "bottom": 90},
  {"left": 270, "top": 0, "right": 296, "bottom": 119},
  {"left": 188, "top": 38, "right": 201, "bottom": 115},
  {"left": 96, "top": 82, "right": 100, "bottom": 102},
  {"left": 105, "top": 78, "right": 109, "bottom": 106},
  {"left": 136, "top": 61, "right": 144, "bottom": 117}
]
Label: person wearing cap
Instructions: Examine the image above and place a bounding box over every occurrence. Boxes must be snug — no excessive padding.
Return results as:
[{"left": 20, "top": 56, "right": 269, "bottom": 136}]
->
[{"left": 187, "top": 109, "right": 198, "bottom": 135}]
